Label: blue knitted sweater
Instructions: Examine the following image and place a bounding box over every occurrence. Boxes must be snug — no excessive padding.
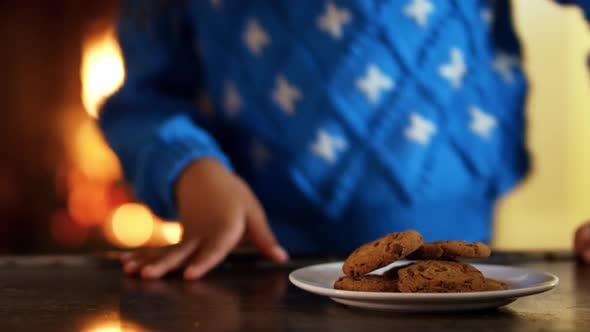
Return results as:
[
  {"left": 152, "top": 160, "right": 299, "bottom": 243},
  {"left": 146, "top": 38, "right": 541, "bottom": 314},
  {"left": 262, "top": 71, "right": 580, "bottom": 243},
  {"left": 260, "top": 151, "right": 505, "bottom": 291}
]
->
[{"left": 100, "top": 0, "right": 589, "bottom": 254}]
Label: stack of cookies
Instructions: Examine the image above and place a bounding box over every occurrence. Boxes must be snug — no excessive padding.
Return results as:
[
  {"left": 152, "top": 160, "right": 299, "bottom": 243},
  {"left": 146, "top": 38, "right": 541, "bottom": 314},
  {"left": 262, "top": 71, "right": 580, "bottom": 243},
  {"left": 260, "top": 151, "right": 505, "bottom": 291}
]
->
[{"left": 335, "top": 230, "right": 507, "bottom": 293}]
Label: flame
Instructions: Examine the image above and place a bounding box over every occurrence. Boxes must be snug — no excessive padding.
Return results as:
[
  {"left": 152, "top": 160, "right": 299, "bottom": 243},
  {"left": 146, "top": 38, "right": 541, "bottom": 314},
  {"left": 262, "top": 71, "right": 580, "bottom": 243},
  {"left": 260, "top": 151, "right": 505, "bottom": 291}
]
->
[
  {"left": 60, "top": 27, "right": 125, "bottom": 245},
  {"left": 65, "top": 28, "right": 173, "bottom": 249},
  {"left": 67, "top": 179, "right": 109, "bottom": 226},
  {"left": 108, "top": 203, "right": 154, "bottom": 247},
  {"left": 71, "top": 119, "right": 121, "bottom": 181},
  {"left": 160, "top": 222, "right": 183, "bottom": 245},
  {"left": 81, "top": 30, "right": 125, "bottom": 118}
]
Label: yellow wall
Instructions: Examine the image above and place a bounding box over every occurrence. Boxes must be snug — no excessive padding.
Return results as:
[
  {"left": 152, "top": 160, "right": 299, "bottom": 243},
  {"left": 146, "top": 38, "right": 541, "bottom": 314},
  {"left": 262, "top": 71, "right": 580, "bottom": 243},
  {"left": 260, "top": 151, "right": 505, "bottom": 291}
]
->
[{"left": 494, "top": 0, "right": 590, "bottom": 250}]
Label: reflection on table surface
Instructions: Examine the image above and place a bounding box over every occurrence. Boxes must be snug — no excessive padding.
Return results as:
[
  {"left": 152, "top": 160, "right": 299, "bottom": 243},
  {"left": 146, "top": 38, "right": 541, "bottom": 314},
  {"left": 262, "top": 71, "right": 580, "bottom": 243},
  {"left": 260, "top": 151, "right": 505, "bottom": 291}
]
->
[{"left": 0, "top": 254, "right": 588, "bottom": 332}]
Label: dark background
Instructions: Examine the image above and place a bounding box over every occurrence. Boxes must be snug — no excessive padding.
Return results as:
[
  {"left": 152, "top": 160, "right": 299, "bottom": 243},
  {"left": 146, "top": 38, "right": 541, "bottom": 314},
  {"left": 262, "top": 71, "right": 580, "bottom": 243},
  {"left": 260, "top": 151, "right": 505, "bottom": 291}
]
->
[{"left": 0, "top": 0, "right": 119, "bottom": 253}]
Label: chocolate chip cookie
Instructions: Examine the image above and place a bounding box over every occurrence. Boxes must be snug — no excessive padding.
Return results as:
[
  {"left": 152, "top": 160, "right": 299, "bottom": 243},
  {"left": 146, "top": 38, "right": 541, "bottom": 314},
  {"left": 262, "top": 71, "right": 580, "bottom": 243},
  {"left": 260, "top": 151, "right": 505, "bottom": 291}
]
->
[
  {"left": 483, "top": 278, "right": 508, "bottom": 291},
  {"left": 334, "top": 275, "right": 399, "bottom": 292},
  {"left": 406, "top": 240, "right": 491, "bottom": 260},
  {"left": 397, "top": 260, "right": 487, "bottom": 293},
  {"left": 343, "top": 230, "right": 424, "bottom": 277},
  {"left": 381, "top": 263, "right": 413, "bottom": 280}
]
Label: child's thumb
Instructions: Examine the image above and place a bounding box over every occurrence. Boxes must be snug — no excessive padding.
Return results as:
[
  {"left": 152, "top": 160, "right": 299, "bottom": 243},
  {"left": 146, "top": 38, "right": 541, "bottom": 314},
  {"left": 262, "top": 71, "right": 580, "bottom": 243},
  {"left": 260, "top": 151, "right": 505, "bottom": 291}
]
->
[{"left": 245, "top": 203, "right": 289, "bottom": 263}]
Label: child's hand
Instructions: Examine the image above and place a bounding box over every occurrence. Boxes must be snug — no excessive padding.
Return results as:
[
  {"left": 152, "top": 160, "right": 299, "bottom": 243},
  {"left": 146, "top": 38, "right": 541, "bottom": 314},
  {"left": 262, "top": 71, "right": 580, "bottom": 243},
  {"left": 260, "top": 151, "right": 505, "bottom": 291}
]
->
[
  {"left": 120, "top": 158, "right": 289, "bottom": 280},
  {"left": 575, "top": 222, "right": 590, "bottom": 264}
]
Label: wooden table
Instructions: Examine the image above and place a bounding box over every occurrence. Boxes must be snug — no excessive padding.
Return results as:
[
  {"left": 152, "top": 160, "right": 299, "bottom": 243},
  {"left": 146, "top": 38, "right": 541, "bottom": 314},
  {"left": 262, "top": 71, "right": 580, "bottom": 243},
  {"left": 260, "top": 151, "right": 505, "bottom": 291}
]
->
[{"left": 0, "top": 253, "right": 588, "bottom": 331}]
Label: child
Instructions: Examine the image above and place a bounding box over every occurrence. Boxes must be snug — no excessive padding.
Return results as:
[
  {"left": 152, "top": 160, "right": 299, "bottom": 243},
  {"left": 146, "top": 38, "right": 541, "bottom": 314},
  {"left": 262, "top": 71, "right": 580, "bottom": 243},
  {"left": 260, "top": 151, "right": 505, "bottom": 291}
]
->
[{"left": 100, "top": 0, "right": 590, "bottom": 280}]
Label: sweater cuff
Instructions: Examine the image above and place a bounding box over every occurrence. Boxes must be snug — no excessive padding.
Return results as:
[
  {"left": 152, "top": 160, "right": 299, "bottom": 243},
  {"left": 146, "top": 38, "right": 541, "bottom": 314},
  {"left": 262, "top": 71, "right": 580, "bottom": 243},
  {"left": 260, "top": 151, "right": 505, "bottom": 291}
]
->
[{"left": 133, "top": 115, "right": 231, "bottom": 220}]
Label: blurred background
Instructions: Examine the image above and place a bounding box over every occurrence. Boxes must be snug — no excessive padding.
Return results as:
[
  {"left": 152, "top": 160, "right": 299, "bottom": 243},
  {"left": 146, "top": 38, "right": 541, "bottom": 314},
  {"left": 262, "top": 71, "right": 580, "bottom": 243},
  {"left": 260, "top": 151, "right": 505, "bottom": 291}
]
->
[
  {"left": 0, "top": 0, "right": 588, "bottom": 254},
  {"left": 0, "top": 0, "right": 182, "bottom": 253}
]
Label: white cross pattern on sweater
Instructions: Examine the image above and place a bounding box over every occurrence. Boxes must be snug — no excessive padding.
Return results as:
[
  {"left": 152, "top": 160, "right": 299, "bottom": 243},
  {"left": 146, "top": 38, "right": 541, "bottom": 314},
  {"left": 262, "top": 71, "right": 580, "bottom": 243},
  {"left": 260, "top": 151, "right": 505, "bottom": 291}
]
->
[
  {"left": 356, "top": 64, "right": 395, "bottom": 104},
  {"left": 251, "top": 141, "right": 271, "bottom": 169},
  {"left": 404, "top": 0, "right": 434, "bottom": 27},
  {"left": 438, "top": 47, "right": 467, "bottom": 89},
  {"left": 480, "top": 7, "right": 493, "bottom": 26},
  {"left": 493, "top": 52, "right": 520, "bottom": 83},
  {"left": 404, "top": 112, "right": 437, "bottom": 145},
  {"left": 317, "top": 2, "right": 352, "bottom": 40},
  {"left": 223, "top": 81, "right": 241, "bottom": 117},
  {"left": 244, "top": 18, "right": 271, "bottom": 56},
  {"left": 272, "top": 75, "right": 302, "bottom": 115},
  {"left": 310, "top": 129, "right": 347, "bottom": 163},
  {"left": 469, "top": 106, "right": 497, "bottom": 140}
]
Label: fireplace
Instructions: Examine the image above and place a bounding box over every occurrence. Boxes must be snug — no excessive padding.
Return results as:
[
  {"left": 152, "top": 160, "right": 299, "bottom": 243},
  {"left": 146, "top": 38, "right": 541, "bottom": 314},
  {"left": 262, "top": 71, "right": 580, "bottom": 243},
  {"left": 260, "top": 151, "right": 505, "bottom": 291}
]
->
[{"left": 0, "top": 0, "right": 181, "bottom": 253}]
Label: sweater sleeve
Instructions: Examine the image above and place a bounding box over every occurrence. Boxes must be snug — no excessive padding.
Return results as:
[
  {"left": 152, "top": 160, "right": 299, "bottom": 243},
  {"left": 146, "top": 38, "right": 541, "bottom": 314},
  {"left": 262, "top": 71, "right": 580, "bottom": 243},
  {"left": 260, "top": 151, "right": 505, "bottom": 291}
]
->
[{"left": 99, "top": 0, "right": 231, "bottom": 220}]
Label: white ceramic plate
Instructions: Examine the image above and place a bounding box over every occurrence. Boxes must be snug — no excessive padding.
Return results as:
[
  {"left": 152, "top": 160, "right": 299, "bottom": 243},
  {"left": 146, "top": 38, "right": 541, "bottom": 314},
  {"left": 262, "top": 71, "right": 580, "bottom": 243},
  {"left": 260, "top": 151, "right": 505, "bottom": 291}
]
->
[{"left": 289, "top": 261, "right": 559, "bottom": 312}]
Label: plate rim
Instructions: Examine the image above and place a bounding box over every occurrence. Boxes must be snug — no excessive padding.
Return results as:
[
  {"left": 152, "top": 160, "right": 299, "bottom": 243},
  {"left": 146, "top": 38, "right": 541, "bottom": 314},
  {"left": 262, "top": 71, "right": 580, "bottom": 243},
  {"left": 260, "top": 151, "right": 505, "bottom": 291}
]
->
[{"left": 289, "top": 261, "right": 560, "bottom": 301}]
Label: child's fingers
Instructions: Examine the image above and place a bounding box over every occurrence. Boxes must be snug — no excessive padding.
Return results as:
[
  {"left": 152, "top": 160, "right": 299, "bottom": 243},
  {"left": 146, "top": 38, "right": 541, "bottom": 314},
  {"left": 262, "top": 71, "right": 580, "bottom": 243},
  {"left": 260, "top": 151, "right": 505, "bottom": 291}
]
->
[
  {"left": 120, "top": 252, "right": 134, "bottom": 262},
  {"left": 245, "top": 202, "right": 288, "bottom": 263},
  {"left": 124, "top": 256, "right": 150, "bottom": 275},
  {"left": 140, "top": 239, "right": 199, "bottom": 279},
  {"left": 184, "top": 231, "right": 240, "bottom": 280},
  {"left": 122, "top": 248, "right": 164, "bottom": 274},
  {"left": 121, "top": 247, "right": 162, "bottom": 263}
]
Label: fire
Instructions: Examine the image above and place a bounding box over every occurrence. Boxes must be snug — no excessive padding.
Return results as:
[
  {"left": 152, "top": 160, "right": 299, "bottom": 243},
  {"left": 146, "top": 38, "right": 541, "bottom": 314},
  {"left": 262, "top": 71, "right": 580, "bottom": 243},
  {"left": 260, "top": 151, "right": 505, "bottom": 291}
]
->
[
  {"left": 160, "top": 222, "right": 183, "bottom": 245},
  {"left": 81, "top": 29, "right": 125, "bottom": 118},
  {"left": 71, "top": 119, "right": 122, "bottom": 182},
  {"left": 62, "top": 28, "right": 124, "bottom": 233},
  {"left": 67, "top": 178, "right": 110, "bottom": 226},
  {"left": 54, "top": 28, "right": 179, "bottom": 250},
  {"left": 108, "top": 203, "right": 154, "bottom": 248}
]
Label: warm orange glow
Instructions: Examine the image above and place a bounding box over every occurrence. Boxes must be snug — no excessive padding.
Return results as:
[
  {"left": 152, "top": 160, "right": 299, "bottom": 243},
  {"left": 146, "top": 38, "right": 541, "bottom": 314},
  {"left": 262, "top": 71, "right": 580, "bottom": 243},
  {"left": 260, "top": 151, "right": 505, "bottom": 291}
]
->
[
  {"left": 107, "top": 185, "right": 131, "bottom": 208},
  {"left": 72, "top": 119, "right": 122, "bottom": 181},
  {"left": 50, "top": 209, "right": 88, "bottom": 248},
  {"left": 55, "top": 28, "right": 129, "bottom": 249},
  {"left": 109, "top": 203, "right": 154, "bottom": 247},
  {"left": 160, "top": 222, "right": 183, "bottom": 245},
  {"left": 67, "top": 180, "right": 110, "bottom": 226},
  {"left": 85, "top": 324, "right": 141, "bottom": 332},
  {"left": 82, "top": 316, "right": 145, "bottom": 332},
  {"left": 88, "top": 326, "right": 127, "bottom": 332},
  {"left": 81, "top": 29, "right": 125, "bottom": 118}
]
